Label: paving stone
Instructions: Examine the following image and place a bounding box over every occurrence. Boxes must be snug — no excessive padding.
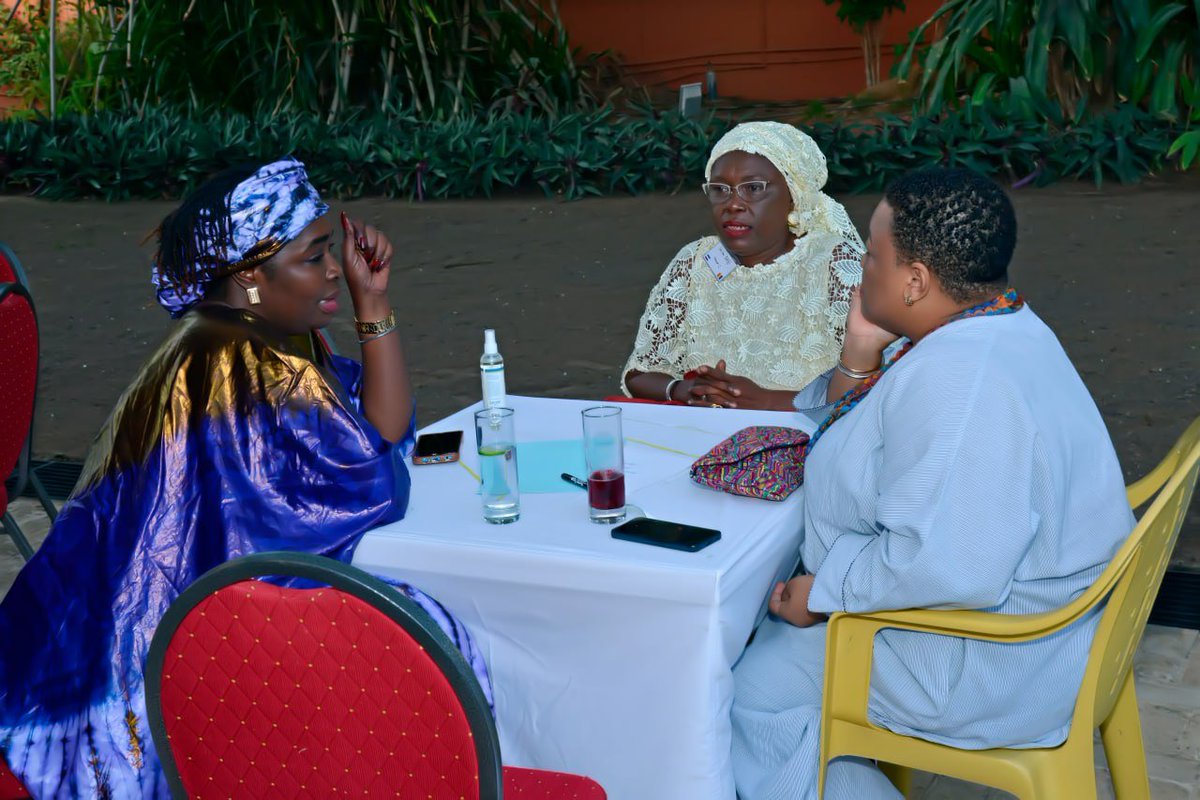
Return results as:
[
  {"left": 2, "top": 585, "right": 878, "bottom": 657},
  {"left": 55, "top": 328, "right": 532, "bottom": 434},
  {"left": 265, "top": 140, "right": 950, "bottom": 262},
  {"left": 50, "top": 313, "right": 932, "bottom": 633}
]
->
[
  {"left": 1096, "top": 752, "right": 1200, "bottom": 799},
  {"left": 1148, "top": 778, "right": 1196, "bottom": 800},
  {"left": 1182, "top": 649, "right": 1200, "bottom": 690},
  {"left": 1137, "top": 680, "right": 1200, "bottom": 714},
  {"left": 0, "top": 497, "right": 52, "bottom": 601},
  {"left": 1139, "top": 703, "right": 1200, "bottom": 761},
  {"left": 1137, "top": 627, "right": 1200, "bottom": 686},
  {"left": 1146, "top": 753, "right": 1200, "bottom": 788}
]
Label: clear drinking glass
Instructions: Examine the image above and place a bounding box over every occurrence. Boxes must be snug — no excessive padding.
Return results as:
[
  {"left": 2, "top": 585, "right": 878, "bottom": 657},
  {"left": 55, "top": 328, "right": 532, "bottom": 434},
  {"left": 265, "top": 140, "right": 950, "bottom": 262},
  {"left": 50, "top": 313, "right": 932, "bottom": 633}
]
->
[
  {"left": 475, "top": 408, "right": 520, "bottom": 524},
  {"left": 582, "top": 406, "right": 626, "bottom": 524}
]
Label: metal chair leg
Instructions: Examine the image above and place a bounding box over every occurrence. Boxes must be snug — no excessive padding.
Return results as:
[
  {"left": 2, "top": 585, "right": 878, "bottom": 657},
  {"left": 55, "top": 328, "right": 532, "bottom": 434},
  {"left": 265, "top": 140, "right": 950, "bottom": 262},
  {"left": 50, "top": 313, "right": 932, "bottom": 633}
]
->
[
  {"left": 28, "top": 469, "right": 57, "bottom": 522},
  {"left": 2, "top": 511, "right": 34, "bottom": 561}
]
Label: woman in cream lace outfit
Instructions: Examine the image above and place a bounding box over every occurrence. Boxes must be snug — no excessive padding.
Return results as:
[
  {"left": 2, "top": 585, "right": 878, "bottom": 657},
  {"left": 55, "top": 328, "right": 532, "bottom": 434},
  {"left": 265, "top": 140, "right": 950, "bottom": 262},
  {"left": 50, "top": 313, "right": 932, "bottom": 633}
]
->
[{"left": 622, "top": 122, "right": 865, "bottom": 410}]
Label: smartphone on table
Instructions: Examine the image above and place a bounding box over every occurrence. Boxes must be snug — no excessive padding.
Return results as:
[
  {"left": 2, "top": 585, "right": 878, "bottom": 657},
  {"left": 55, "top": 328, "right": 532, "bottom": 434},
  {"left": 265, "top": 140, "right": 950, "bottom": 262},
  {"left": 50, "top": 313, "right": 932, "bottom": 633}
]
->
[
  {"left": 412, "top": 430, "right": 464, "bottom": 466},
  {"left": 611, "top": 517, "right": 721, "bottom": 553}
]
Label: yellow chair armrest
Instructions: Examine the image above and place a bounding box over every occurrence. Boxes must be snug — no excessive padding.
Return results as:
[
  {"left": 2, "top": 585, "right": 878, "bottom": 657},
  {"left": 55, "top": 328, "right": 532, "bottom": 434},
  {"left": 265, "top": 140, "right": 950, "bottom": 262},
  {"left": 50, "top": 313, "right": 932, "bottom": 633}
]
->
[
  {"left": 828, "top": 531, "right": 1139, "bottom": 646},
  {"left": 822, "top": 597, "right": 1108, "bottom": 731},
  {"left": 839, "top": 604, "right": 1079, "bottom": 643},
  {"left": 1126, "top": 417, "right": 1200, "bottom": 509},
  {"left": 1127, "top": 464, "right": 1173, "bottom": 510}
]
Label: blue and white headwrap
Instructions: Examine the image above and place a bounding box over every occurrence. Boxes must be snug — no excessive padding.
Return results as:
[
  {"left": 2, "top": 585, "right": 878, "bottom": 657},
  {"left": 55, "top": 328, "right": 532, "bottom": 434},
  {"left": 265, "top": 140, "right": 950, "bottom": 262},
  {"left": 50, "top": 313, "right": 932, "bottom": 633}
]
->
[{"left": 152, "top": 157, "right": 329, "bottom": 318}]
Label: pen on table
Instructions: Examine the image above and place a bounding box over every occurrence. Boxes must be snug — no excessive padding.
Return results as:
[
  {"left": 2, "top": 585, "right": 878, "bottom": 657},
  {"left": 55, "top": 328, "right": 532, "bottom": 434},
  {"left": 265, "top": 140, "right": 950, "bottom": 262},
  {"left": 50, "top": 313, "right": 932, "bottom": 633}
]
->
[{"left": 560, "top": 473, "right": 588, "bottom": 490}]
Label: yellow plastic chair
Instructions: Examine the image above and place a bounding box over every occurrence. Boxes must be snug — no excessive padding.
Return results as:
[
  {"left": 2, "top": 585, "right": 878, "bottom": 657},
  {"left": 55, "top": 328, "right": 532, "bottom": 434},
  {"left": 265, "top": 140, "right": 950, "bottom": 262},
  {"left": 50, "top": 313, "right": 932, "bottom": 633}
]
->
[{"left": 818, "top": 416, "right": 1200, "bottom": 799}]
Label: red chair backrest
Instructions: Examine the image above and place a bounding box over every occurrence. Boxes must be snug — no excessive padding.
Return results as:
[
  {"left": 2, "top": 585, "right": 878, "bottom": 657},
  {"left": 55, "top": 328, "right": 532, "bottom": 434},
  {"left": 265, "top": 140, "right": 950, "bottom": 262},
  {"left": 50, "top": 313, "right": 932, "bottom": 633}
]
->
[
  {"left": 0, "top": 245, "right": 18, "bottom": 285},
  {"left": 0, "top": 753, "right": 31, "bottom": 800},
  {"left": 148, "top": 554, "right": 499, "bottom": 800},
  {"left": 0, "top": 284, "right": 37, "bottom": 513}
]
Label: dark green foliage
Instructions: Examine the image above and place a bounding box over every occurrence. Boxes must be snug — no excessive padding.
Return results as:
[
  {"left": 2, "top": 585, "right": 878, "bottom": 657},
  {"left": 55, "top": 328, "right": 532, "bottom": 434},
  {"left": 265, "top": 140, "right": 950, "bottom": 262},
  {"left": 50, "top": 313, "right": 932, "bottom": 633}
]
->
[
  {"left": 822, "top": 0, "right": 907, "bottom": 31},
  {"left": 84, "top": 0, "right": 605, "bottom": 120},
  {"left": 899, "top": 0, "right": 1199, "bottom": 122},
  {"left": 3, "top": 1, "right": 608, "bottom": 121},
  {"left": 0, "top": 102, "right": 1180, "bottom": 201}
]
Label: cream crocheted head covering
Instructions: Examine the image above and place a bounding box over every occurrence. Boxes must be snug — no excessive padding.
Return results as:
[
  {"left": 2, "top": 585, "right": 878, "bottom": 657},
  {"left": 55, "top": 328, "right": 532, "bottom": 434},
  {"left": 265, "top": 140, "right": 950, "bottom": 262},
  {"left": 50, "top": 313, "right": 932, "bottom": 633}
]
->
[{"left": 705, "top": 121, "right": 863, "bottom": 248}]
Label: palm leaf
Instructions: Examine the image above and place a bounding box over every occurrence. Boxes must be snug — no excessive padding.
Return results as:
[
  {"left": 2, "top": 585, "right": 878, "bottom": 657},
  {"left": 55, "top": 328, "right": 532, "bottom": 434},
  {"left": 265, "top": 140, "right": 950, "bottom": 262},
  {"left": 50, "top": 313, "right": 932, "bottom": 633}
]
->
[{"left": 1136, "top": 3, "right": 1187, "bottom": 61}]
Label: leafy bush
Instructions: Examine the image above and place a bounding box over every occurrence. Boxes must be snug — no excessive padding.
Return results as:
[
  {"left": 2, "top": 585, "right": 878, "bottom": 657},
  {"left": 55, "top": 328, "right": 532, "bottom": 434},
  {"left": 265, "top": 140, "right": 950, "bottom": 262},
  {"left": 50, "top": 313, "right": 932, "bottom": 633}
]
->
[
  {"left": 1168, "top": 74, "right": 1200, "bottom": 169},
  {"left": 0, "top": 8, "right": 47, "bottom": 101},
  {"left": 900, "top": 0, "right": 1199, "bottom": 122},
  {"left": 822, "top": 0, "right": 908, "bottom": 86},
  {"left": 1, "top": 3, "right": 121, "bottom": 114},
  {"left": 0, "top": 103, "right": 1181, "bottom": 201},
  {"left": 76, "top": 0, "right": 609, "bottom": 120}
]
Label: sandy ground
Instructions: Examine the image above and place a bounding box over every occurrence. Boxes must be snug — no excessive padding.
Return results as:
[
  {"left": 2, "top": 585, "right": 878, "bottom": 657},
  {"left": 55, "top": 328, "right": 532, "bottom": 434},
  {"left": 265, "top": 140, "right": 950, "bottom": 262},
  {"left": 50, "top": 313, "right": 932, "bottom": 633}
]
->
[{"left": 1, "top": 177, "right": 1197, "bottom": 566}]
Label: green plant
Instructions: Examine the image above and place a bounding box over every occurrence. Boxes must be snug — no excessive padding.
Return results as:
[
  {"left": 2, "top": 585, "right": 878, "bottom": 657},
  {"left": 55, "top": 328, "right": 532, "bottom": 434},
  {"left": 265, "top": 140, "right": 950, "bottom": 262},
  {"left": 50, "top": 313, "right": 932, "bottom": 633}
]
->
[
  {"left": 0, "top": 2, "right": 120, "bottom": 112},
  {"left": 0, "top": 8, "right": 45, "bottom": 99},
  {"left": 899, "top": 0, "right": 1199, "bottom": 120},
  {"left": 77, "top": 0, "right": 609, "bottom": 120},
  {"left": 822, "top": 0, "right": 908, "bottom": 87},
  {"left": 1168, "top": 74, "right": 1200, "bottom": 169},
  {"left": 1170, "top": 130, "right": 1200, "bottom": 168},
  {"left": 0, "top": 103, "right": 1181, "bottom": 202}
]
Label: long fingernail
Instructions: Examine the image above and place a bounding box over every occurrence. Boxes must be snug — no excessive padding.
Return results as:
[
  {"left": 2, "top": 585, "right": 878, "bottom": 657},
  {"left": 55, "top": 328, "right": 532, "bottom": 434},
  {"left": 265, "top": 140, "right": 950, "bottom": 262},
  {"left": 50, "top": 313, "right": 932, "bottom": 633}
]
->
[{"left": 340, "top": 211, "right": 351, "bottom": 232}]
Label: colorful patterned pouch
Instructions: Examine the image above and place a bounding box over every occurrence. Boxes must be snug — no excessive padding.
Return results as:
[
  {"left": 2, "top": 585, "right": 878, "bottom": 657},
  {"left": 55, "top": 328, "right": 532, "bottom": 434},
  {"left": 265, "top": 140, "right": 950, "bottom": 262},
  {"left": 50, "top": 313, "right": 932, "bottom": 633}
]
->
[{"left": 689, "top": 426, "right": 810, "bottom": 501}]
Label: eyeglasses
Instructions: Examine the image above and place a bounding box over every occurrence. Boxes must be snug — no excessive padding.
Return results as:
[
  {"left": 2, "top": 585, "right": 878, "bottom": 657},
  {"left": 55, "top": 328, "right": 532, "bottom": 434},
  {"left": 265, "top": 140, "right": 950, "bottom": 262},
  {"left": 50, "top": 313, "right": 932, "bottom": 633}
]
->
[{"left": 701, "top": 180, "right": 771, "bottom": 204}]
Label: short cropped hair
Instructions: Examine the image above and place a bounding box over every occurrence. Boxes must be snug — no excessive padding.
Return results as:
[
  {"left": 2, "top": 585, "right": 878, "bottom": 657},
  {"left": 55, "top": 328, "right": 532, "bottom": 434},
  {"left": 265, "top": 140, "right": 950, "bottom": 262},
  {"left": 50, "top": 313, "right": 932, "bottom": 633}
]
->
[{"left": 884, "top": 168, "right": 1017, "bottom": 302}]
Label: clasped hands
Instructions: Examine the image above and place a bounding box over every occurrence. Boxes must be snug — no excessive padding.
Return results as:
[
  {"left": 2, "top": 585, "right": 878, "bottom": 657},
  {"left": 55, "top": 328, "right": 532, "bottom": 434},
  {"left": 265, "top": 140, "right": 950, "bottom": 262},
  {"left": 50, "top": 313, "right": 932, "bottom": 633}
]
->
[
  {"left": 769, "top": 574, "right": 826, "bottom": 628},
  {"left": 677, "top": 359, "right": 781, "bottom": 410}
]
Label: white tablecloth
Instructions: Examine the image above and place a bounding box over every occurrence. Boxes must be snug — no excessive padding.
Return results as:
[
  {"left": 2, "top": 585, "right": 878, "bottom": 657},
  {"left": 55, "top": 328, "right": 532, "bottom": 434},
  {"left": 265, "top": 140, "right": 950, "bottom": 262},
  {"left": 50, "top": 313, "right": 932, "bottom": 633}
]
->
[{"left": 352, "top": 396, "right": 813, "bottom": 799}]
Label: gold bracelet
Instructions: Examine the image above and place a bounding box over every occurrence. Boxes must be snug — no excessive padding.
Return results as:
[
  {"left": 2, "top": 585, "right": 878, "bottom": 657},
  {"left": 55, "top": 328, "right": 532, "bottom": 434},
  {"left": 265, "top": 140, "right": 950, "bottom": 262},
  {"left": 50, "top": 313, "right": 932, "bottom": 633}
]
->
[
  {"left": 354, "top": 309, "right": 396, "bottom": 337},
  {"left": 358, "top": 327, "right": 398, "bottom": 345}
]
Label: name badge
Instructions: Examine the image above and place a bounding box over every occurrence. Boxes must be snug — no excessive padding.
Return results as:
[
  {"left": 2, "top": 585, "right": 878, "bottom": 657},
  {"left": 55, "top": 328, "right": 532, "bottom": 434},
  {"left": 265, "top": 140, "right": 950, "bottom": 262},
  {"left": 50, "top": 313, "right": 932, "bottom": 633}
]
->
[{"left": 703, "top": 244, "right": 740, "bottom": 281}]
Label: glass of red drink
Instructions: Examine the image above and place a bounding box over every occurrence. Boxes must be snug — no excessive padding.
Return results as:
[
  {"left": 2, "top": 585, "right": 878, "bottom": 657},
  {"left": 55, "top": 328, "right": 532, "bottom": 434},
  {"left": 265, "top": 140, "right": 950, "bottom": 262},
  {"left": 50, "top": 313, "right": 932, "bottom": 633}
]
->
[{"left": 582, "top": 406, "right": 626, "bottom": 524}]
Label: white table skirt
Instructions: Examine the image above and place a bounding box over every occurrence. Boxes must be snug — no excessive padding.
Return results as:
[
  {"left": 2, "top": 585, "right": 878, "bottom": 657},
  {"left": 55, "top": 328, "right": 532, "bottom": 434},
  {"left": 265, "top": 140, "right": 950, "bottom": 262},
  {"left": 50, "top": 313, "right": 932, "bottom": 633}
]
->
[{"left": 352, "top": 396, "right": 812, "bottom": 799}]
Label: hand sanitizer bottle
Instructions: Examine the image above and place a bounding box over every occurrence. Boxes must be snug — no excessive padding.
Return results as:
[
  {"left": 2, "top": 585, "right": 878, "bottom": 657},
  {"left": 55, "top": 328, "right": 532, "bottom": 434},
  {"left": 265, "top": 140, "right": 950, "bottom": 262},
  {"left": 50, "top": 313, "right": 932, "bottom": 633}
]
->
[{"left": 481, "top": 329, "right": 506, "bottom": 413}]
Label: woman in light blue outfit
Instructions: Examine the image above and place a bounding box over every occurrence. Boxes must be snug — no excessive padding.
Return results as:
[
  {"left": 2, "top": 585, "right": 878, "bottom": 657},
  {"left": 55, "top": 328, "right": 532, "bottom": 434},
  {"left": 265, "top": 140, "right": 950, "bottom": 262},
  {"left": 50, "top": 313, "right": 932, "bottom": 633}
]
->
[{"left": 731, "top": 168, "right": 1134, "bottom": 799}]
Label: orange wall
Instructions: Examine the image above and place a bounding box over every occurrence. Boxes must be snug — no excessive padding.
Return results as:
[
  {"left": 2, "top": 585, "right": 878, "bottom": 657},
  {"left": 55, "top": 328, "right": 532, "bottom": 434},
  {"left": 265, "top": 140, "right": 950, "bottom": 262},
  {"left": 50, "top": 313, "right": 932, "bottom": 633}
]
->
[
  {"left": 6, "top": 0, "right": 940, "bottom": 101},
  {"left": 2, "top": 0, "right": 80, "bottom": 21},
  {"left": 556, "top": 0, "right": 943, "bottom": 101}
]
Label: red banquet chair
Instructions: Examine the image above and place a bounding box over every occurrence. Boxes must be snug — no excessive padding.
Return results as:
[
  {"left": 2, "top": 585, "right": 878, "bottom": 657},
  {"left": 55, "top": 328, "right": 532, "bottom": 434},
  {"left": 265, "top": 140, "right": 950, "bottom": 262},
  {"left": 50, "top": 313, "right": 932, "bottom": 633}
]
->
[
  {"left": 0, "top": 754, "right": 31, "bottom": 800},
  {"left": 0, "top": 279, "right": 39, "bottom": 561},
  {"left": 0, "top": 242, "right": 57, "bottom": 561},
  {"left": 145, "top": 552, "right": 608, "bottom": 800}
]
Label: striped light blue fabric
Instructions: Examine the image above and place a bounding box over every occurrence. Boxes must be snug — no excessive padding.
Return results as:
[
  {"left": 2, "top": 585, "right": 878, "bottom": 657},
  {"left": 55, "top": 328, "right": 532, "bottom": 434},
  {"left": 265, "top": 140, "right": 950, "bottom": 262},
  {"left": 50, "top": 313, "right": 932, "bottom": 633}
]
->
[{"left": 731, "top": 305, "right": 1134, "bottom": 799}]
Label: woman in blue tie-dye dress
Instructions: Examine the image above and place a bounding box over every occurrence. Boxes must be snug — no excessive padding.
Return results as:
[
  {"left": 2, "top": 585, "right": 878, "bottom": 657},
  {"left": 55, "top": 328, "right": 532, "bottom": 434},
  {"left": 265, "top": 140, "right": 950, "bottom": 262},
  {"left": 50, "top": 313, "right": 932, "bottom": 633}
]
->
[{"left": 0, "top": 159, "right": 491, "bottom": 798}]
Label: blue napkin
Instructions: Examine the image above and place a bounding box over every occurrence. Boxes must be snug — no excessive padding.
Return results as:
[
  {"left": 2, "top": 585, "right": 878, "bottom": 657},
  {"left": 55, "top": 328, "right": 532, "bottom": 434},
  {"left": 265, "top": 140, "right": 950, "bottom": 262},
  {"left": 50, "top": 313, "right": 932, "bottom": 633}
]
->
[{"left": 515, "top": 438, "right": 588, "bottom": 493}]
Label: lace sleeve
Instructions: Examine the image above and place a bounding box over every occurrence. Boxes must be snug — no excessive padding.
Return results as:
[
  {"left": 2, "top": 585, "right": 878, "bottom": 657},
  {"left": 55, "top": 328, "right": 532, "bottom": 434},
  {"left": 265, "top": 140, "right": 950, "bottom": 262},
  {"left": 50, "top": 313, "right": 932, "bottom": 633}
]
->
[
  {"left": 620, "top": 241, "right": 701, "bottom": 394},
  {"left": 825, "top": 239, "right": 864, "bottom": 342}
]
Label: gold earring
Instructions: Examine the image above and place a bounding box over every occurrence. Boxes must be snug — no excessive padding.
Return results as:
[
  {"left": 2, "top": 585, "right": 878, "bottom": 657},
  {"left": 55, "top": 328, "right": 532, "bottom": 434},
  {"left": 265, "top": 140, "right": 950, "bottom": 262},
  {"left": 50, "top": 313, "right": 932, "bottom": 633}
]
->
[
  {"left": 903, "top": 293, "right": 914, "bottom": 307},
  {"left": 246, "top": 286, "right": 261, "bottom": 305}
]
